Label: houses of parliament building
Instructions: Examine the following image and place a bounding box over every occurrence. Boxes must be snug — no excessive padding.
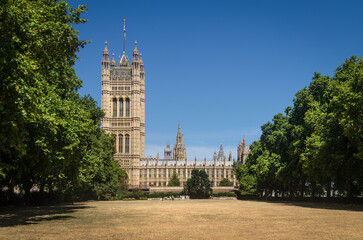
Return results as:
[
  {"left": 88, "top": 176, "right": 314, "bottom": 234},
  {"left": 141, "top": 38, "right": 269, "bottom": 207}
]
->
[{"left": 101, "top": 27, "right": 249, "bottom": 188}]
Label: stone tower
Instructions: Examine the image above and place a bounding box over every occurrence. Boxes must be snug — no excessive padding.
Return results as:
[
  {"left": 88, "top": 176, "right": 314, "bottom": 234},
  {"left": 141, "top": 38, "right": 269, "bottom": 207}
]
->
[
  {"left": 164, "top": 142, "right": 172, "bottom": 160},
  {"left": 237, "top": 137, "right": 249, "bottom": 164},
  {"left": 217, "top": 144, "right": 225, "bottom": 161},
  {"left": 173, "top": 122, "right": 187, "bottom": 161},
  {"left": 101, "top": 25, "right": 145, "bottom": 187}
]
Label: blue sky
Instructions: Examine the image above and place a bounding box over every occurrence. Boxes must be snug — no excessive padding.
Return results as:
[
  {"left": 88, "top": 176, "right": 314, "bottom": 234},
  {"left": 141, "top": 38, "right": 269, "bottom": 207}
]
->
[{"left": 71, "top": 0, "right": 363, "bottom": 160}]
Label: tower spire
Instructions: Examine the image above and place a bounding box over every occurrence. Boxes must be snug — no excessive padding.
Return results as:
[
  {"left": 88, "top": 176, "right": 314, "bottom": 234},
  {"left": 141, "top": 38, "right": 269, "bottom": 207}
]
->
[{"left": 123, "top": 18, "right": 126, "bottom": 53}]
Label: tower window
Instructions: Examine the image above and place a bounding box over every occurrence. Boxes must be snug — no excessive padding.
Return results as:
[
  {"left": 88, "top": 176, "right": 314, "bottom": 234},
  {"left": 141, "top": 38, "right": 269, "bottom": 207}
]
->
[
  {"left": 119, "top": 134, "right": 123, "bottom": 153},
  {"left": 126, "top": 98, "right": 130, "bottom": 117},
  {"left": 125, "top": 134, "right": 130, "bottom": 153},
  {"left": 119, "top": 98, "right": 124, "bottom": 117},
  {"left": 112, "top": 98, "right": 117, "bottom": 117}
]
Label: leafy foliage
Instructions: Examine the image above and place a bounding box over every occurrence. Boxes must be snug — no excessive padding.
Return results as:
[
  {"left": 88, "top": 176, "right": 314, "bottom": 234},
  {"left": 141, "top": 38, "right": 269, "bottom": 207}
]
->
[
  {"left": 0, "top": 0, "right": 126, "bottom": 204},
  {"left": 168, "top": 171, "right": 181, "bottom": 187},
  {"left": 219, "top": 178, "right": 233, "bottom": 186},
  {"left": 235, "top": 56, "right": 363, "bottom": 200},
  {"left": 234, "top": 163, "right": 256, "bottom": 195}
]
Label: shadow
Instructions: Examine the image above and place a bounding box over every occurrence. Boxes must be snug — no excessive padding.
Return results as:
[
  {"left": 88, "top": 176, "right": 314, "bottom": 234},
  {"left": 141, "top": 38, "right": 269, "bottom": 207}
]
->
[
  {"left": 0, "top": 203, "right": 93, "bottom": 227},
  {"left": 240, "top": 198, "right": 363, "bottom": 212}
]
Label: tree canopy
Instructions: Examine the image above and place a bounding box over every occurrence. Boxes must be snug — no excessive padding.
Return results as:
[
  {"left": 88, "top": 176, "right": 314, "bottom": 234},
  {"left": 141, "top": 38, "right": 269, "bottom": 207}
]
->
[
  {"left": 0, "top": 0, "right": 126, "bottom": 204},
  {"left": 219, "top": 178, "right": 233, "bottom": 186},
  {"left": 235, "top": 56, "right": 363, "bottom": 201},
  {"left": 183, "top": 169, "right": 212, "bottom": 199},
  {"left": 168, "top": 172, "right": 181, "bottom": 187}
]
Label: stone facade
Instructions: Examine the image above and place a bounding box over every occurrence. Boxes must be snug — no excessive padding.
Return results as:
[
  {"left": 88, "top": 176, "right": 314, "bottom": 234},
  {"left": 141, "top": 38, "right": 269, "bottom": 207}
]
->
[
  {"left": 140, "top": 124, "right": 237, "bottom": 187},
  {"left": 101, "top": 32, "right": 250, "bottom": 188},
  {"left": 101, "top": 40, "right": 145, "bottom": 187}
]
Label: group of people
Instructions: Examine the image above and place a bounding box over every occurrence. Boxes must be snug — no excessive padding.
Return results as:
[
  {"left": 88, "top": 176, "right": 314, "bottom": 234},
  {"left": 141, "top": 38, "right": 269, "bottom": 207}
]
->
[{"left": 162, "top": 195, "right": 190, "bottom": 201}]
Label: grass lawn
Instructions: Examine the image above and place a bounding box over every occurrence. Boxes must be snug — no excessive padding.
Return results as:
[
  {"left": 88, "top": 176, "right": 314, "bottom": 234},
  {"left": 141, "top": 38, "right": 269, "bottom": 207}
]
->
[{"left": 1, "top": 199, "right": 363, "bottom": 239}]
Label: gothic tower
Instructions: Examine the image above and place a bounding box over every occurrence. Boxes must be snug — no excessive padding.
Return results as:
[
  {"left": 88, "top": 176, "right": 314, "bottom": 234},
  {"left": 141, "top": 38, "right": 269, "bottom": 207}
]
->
[
  {"left": 101, "top": 21, "right": 145, "bottom": 187},
  {"left": 237, "top": 137, "right": 249, "bottom": 164},
  {"left": 173, "top": 122, "right": 187, "bottom": 161}
]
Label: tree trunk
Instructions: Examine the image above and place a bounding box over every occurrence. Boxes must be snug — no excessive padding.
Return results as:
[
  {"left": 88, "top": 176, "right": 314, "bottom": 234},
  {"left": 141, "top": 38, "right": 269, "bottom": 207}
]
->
[
  {"left": 300, "top": 180, "right": 305, "bottom": 198},
  {"left": 347, "top": 176, "right": 353, "bottom": 202},
  {"left": 9, "top": 174, "right": 16, "bottom": 194},
  {"left": 326, "top": 180, "right": 331, "bottom": 198},
  {"left": 311, "top": 182, "right": 316, "bottom": 199},
  {"left": 23, "top": 181, "right": 32, "bottom": 203}
]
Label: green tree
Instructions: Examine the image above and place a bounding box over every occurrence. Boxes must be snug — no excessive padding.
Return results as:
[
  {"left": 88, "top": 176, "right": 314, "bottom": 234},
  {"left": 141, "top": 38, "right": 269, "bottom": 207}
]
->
[
  {"left": 76, "top": 95, "right": 127, "bottom": 200},
  {"left": 234, "top": 163, "right": 256, "bottom": 195},
  {"left": 304, "top": 56, "right": 363, "bottom": 199},
  {"left": 0, "top": 0, "right": 88, "bottom": 198},
  {"left": 168, "top": 171, "right": 180, "bottom": 186},
  {"left": 183, "top": 169, "right": 212, "bottom": 199},
  {"left": 219, "top": 178, "right": 233, "bottom": 186},
  {"left": 0, "top": 1, "right": 127, "bottom": 204}
]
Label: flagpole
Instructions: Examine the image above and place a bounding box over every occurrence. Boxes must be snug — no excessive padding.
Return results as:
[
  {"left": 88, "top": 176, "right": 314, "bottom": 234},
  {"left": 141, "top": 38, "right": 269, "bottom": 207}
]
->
[{"left": 123, "top": 19, "right": 126, "bottom": 53}]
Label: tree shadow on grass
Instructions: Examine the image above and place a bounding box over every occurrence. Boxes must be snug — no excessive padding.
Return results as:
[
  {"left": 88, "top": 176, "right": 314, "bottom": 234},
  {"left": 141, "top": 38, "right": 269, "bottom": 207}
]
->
[
  {"left": 275, "top": 201, "right": 363, "bottom": 212},
  {"left": 0, "top": 203, "right": 93, "bottom": 227},
  {"left": 242, "top": 199, "right": 363, "bottom": 212}
]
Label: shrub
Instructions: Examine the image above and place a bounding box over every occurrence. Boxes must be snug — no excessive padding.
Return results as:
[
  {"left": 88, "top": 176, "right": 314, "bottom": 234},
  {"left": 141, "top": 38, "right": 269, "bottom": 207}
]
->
[{"left": 219, "top": 178, "right": 233, "bottom": 186}]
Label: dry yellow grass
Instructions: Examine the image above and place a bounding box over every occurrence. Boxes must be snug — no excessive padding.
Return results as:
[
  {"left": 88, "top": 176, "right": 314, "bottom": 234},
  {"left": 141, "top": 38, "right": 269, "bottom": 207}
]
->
[{"left": 1, "top": 200, "right": 363, "bottom": 240}]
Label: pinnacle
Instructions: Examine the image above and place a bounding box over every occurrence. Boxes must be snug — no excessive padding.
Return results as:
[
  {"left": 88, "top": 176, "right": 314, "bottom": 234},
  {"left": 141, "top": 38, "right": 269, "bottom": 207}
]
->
[{"left": 103, "top": 41, "right": 109, "bottom": 54}]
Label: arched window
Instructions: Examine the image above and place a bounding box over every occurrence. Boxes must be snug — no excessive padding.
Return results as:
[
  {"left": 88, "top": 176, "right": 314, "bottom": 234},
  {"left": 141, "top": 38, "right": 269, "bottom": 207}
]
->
[
  {"left": 119, "top": 98, "right": 124, "bottom": 117},
  {"left": 112, "top": 98, "right": 117, "bottom": 117},
  {"left": 119, "top": 134, "right": 123, "bottom": 153},
  {"left": 125, "top": 134, "right": 130, "bottom": 153},
  {"left": 126, "top": 98, "right": 130, "bottom": 117}
]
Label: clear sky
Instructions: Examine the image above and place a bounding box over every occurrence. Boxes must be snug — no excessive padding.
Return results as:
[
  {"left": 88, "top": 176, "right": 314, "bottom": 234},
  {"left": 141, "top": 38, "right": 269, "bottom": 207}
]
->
[{"left": 71, "top": 0, "right": 363, "bottom": 160}]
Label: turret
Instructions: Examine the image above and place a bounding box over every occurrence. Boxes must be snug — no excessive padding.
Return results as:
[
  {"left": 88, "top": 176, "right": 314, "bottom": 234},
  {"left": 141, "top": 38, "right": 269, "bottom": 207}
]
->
[
  {"left": 140, "top": 53, "right": 145, "bottom": 79},
  {"left": 111, "top": 53, "right": 116, "bottom": 68},
  {"left": 132, "top": 41, "right": 139, "bottom": 62},
  {"left": 102, "top": 41, "right": 110, "bottom": 72}
]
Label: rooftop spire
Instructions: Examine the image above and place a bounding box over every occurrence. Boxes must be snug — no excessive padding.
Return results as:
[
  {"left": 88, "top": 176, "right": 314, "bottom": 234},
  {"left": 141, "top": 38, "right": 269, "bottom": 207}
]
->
[
  {"left": 176, "top": 121, "right": 183, "bottom": 144},
  {"left": 102, "top": 41, "right": 110, "bottom": 66},
  {"left": 111, "top": 53, "right": 116, "bottom": 67},
  {"left": 103, "top": 41, "right": 109, "bottom": 55}
]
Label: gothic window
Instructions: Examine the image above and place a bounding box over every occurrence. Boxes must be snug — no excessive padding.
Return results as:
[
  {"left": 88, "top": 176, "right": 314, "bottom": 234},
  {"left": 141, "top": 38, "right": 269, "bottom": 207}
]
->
[
  {"left": 113, "top": 98, "right": 117, "bottom": 117},
  {"left": 118, "top": 134, "right": 123, "bottom": 153},
  {"left": 119, "top": 98, "right": 124, "bottom": 117},
  {"left": 125, "top": 134, "right": 130, "bottom": 153},
  {"left": 126, "top": 98, "right": 130, "bottom": 116}
]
